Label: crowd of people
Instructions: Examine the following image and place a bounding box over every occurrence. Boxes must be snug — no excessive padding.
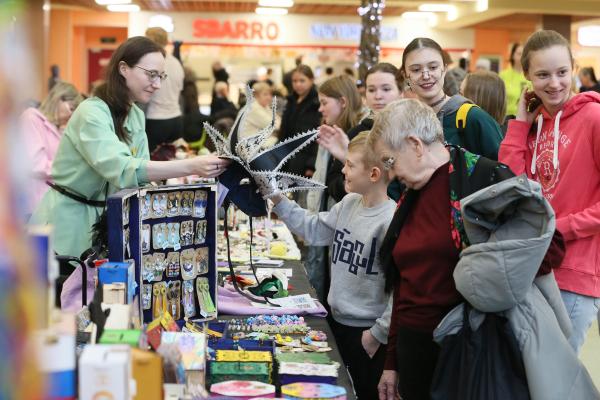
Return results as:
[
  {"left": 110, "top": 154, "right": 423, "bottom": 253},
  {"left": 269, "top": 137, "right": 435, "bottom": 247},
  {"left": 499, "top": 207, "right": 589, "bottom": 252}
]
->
[{"left": 22, "top": 26, "right": 600, "bottom": 399}]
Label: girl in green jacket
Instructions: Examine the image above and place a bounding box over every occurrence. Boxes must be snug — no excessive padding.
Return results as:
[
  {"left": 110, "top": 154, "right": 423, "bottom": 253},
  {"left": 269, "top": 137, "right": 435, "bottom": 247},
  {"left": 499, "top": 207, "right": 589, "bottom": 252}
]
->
[
  {"left": 400, "top": 38, "right": 503, "bottom": 160},
  {"left": 30, "top": 37, "right": 229, "bottom": 258}
]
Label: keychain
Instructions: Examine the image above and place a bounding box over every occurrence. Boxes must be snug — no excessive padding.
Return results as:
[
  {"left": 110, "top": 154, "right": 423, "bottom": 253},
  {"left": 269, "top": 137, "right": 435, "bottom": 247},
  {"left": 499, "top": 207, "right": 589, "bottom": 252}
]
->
[{"left": 182, "top": 280, "right": 196, "bottom": 318}]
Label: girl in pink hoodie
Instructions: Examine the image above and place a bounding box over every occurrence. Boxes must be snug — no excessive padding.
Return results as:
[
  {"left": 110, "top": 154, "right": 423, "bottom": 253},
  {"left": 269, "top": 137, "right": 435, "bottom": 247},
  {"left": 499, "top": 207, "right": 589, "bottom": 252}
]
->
[{"left": 500, "top": 30, "right": 600, "bottom": 354}]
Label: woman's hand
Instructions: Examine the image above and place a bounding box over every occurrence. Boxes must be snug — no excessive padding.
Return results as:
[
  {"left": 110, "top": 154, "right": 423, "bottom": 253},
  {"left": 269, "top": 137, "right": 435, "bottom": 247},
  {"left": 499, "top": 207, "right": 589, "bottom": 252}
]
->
[
  {"left": 190, "top": 154, "right": 230, "bottom": 178},
  {"left": 378, "top": 370, "right": 400, "bottom": 400},
  {"left": 516, "top": 88, "right": 542, "bottom": 125},
  {"left": 317, "top": 125, "right": 350, "bottom": 162},
  {"left": 361, "top": 330, "right": 381, "bottom": 358}
]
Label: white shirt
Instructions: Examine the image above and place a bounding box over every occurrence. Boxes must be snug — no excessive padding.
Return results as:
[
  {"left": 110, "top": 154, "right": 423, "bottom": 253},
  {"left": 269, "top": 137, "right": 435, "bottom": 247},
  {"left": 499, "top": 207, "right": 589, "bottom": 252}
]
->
[{"left": 146, "top": 53, "right": 184, "bottom": 120}]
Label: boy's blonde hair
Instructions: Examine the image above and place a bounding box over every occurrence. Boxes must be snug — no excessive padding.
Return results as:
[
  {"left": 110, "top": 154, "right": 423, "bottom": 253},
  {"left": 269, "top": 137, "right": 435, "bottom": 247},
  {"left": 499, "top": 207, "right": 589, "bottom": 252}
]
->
[{"left": 347, "top": 131, "right": 389, "bottom": 182}]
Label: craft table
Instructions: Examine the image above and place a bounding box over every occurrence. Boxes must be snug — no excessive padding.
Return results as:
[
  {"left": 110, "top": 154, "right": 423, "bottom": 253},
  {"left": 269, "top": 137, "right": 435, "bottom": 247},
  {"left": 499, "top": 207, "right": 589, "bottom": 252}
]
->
[{"left": 218, "top": 259, "right": 357, "bottom": 400}]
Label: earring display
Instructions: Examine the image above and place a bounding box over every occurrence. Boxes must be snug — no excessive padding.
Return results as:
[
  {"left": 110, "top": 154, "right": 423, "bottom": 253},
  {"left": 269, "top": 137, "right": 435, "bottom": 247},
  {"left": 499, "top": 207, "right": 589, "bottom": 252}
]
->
[
  {"left": 166, "top": 252, "right": 180, "bottom": 278},
  {"left": 195, "top": 247, "right": 209, "bottom": 275},
  {"left": 195, "top": 220, "right": 207, "bottom": 245},
  {"left": 167, "top": 191, "right": 181, "bottom": 217},
  {"left": 180, "top": 248, "right": 196, "bottom": 281},
  {"left": 107, "top": 185, "right": 218, "bottom": 325},
  {"left": 181, "top": 191, "right": 194, "bottom": 216},
  {"left": 181, "top": 220, "right": 194, "bottom": 246},
  {"left": 142, "top": 224, "right": 151, "bottom": 253},
  {"left": 193, "top": 190, "right": 208, "bottom": 218}
]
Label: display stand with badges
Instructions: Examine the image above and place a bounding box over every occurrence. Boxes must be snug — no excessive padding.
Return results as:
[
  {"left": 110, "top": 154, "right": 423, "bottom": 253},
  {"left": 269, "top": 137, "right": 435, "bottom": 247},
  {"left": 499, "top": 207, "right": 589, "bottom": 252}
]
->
[{"left": 107, "top": 184, "right": 218, "bottom": 324}]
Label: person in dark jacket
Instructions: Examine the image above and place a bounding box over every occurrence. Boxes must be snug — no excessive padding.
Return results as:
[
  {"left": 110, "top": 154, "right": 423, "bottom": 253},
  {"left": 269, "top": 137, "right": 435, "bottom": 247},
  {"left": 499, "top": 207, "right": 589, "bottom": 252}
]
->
[
  {"left": 279, "top": 65, "right": 322, "bottom": 177},
  {"left": 319, "top": 63, "right": 403, "bottom": 202}
]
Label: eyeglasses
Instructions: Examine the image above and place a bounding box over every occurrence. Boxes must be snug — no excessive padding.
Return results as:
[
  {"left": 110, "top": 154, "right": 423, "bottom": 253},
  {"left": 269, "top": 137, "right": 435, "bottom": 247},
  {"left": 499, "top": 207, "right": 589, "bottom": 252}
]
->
[
  {"left": 135, "top": 65, "right": 167, "bottom": 82},
  {"left": 407, "top": 64, "right": 443, "bottom": 80}
]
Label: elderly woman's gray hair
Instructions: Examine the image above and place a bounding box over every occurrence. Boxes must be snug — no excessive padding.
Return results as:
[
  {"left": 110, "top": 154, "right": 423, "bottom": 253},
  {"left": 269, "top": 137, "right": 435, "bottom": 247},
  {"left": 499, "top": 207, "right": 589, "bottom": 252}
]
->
[{"left": 368, "top": 98, "right": 444, "bottom": 151}]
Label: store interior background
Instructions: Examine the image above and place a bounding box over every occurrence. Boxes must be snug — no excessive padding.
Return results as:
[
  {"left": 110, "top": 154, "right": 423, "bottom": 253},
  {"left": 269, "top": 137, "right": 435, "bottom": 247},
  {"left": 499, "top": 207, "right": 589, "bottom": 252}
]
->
[{"left": 20, "top": 0, "right": 600, "bottom": 385}]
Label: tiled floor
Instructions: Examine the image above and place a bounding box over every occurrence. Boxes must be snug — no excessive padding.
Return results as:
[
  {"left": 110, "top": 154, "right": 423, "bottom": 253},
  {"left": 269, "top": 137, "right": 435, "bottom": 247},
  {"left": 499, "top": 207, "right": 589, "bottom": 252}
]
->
[{"left": 581, "top": 320, "right": 600, "bottom": 387}]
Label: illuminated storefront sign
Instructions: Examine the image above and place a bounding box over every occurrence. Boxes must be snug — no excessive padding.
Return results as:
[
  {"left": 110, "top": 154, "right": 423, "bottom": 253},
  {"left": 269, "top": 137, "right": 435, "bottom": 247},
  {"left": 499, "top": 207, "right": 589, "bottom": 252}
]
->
[
  {"left": 309, "top": 23, "right": 398, "bottom": 42},
  {"left": 193, "top": 18, "right": 279, "bottom": 40}
]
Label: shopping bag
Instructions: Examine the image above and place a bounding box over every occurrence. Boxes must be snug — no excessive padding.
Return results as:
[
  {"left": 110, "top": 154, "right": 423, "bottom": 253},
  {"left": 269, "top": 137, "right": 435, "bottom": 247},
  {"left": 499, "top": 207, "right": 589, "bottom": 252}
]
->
[{"left": 430, "top": 303, "right": 530, "bottom": 400}]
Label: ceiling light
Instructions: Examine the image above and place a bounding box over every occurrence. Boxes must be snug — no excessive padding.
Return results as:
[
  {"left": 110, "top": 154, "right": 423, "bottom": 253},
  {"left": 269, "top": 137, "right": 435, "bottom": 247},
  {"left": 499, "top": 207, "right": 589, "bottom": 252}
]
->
[
  {"left": 95, "top": 0, "right": 131, "bottom": 4},
  {"left": 255, "top": 7, "right": 288, "bottom": 15},
  {"left": 149, "top": 14, "right": 174, "bottom": 33},
  {"left": 401, "top": 11, "right": 437, "bottom": 25},
  {"left": 476, "top": 0, "right": 488, "bottom": 12},
  {"left": 107, "top": 4, "right": 140, "bottom": 12},
  {"left": 418, "top": 4, "right": 456, "bottom": 13},
  {"left": 578, "top": 26, "right": 600, "bottom": 47},
  {"left": 258, "top": 0, "right": 293, "bottom": 7}
]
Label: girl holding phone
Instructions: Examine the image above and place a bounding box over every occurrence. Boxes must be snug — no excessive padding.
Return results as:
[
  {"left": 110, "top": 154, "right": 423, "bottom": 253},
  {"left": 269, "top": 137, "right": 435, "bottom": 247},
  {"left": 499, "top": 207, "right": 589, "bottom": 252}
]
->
[{"left": 499, "top": 30, "right": 600, "bottom": 354}]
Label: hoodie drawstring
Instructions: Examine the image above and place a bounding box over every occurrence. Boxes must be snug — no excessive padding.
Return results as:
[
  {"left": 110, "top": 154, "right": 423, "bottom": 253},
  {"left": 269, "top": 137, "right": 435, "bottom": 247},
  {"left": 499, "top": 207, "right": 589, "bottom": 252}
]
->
[
  {"left": 553, "top": 110, "right": 563, "bottom": 169},
  {"left": 530, "top": 114, "right": 544, "bottom": 175},
  {"left": 530, "top": 111, "right": 563, "bottom": 175}
]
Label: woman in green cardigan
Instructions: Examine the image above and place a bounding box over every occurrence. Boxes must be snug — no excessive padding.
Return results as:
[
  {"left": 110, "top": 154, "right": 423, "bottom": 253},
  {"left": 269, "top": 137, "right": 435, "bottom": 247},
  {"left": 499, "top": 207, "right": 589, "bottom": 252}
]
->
[
  {"left": 401, "top": 38, "right": 503, "bottom": 160},
  {"left": 30, "top": 37, "right": 229, "bottom": 258}
]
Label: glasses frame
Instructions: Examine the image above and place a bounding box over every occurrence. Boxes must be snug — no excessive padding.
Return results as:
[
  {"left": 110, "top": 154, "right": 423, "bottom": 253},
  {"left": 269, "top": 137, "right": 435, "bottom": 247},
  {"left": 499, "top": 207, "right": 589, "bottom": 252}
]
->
[
  {"left": 407, "top": 65, "right": 443, "bottom": 81},
  {"left": 135, "top": 65, "right": 167, "bottom": 82}
]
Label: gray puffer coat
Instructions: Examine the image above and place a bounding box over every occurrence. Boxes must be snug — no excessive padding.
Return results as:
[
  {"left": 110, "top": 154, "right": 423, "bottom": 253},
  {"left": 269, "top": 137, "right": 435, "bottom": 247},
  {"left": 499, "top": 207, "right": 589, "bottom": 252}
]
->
[{"left": 434, "top": 175, "right": 599, "bottom": 400}]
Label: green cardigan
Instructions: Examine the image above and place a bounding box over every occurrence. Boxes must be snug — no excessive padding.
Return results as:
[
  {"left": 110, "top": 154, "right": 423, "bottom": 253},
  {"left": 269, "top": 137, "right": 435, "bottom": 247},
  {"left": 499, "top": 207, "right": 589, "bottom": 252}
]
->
[{"left": 30, "top": 97, "right": 150, "bottom": 257}]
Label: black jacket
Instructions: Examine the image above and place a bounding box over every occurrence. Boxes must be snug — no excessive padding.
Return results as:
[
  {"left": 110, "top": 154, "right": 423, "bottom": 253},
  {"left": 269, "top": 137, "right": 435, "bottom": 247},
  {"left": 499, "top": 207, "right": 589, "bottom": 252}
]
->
[{"left": 280, "top": 86, "right": 322, "bottom": 176}]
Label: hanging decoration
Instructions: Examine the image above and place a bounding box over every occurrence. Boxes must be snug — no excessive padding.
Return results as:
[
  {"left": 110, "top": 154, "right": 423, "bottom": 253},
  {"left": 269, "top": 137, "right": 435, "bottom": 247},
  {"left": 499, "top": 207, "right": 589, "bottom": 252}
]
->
[{"left": 356, "top": 0, "right": 385, "bottom": 85}]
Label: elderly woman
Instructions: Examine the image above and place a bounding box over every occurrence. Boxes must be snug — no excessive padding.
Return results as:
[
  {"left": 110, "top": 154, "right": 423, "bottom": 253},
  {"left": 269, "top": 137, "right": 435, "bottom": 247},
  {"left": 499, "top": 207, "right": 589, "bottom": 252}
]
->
[{"left": 372, "top": 99, "right": 597, "bottom": 400}]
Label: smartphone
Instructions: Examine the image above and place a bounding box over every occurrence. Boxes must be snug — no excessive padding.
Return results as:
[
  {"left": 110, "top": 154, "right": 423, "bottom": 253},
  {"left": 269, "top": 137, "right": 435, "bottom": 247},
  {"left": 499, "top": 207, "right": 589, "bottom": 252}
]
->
[{"left": 525, "top": 90, "right": 542, "bottom": 113}]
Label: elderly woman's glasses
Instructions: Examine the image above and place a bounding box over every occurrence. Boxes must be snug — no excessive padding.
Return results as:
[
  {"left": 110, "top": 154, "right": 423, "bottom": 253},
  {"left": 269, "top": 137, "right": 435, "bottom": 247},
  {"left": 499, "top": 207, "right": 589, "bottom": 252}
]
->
[
  {"left": 382, "top": 156, "right": 395, "bottom": 170},
  {"left": 135, "top": 65, "right": 167, "bottom": 82}
]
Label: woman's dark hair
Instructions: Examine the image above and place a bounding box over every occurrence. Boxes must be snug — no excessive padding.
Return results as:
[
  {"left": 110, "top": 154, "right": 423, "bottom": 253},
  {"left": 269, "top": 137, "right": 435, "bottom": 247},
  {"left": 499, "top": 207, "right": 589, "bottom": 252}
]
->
[
  {"left": 581, "top": 67, "right": 598, "bottom": 84},
  {"left": 365, "top": 62, "right": 401, "bottom": 90},
  {"left": 509, "top": 43, "right": 521, "bottom": 67},
  {"left": 94, "top": 36, "right": 165, "bottom": 143},
  {"left": 401, "top": 37, "right": 446, "bottom": 78},
  {"left": 292, "top": 64, "right": 315, "bottom": 80}
]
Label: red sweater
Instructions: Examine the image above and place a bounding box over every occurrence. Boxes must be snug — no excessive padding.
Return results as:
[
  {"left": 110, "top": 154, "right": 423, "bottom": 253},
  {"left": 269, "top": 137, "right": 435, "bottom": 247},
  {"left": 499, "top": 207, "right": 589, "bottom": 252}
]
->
[
  {"left": 499, "top": 92, "right": 600, "bottom": 297},
  {"left": 384, "top": 164, "right": 461, "bottom": 370}
]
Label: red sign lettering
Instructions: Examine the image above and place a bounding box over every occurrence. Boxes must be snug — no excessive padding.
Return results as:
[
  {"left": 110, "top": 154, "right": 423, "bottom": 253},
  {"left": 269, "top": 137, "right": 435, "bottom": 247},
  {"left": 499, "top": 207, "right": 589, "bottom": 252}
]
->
[{"left": 193, "top": 18, "right": 279, "bottom": 40}]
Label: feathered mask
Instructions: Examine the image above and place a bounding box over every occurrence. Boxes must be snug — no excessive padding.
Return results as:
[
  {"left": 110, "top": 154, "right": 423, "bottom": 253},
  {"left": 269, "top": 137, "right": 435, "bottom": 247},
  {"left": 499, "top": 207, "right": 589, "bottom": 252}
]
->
[{"left": 204, "top": 87, "right": 325, "bottom": 216}]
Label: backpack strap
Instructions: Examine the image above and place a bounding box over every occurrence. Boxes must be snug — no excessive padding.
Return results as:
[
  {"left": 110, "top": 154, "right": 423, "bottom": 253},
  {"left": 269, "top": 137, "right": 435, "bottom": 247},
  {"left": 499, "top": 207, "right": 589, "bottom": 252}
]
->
[{"left": 456, "top": 103, "right": 478, "bottom": 131}]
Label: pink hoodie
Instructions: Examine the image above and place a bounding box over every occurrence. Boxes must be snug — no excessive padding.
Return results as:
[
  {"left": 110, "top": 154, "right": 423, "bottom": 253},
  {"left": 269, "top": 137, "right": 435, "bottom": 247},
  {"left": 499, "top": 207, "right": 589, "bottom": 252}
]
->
[{"left": 500, "top": 91, "right": 600, "bottom": 297}]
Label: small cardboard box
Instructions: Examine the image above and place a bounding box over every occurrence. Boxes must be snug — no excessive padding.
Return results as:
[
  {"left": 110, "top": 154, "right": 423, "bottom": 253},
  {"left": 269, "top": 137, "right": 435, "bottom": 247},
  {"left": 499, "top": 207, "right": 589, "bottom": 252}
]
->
[
  {"left": 98, "top": 261, "right": 136, "bottom": 304},
  {"left": 79, "top": 344, "right": 133, "bottom": 400},
  {"left": 131, "top": 348, "right": 162, "bottom": 400}
]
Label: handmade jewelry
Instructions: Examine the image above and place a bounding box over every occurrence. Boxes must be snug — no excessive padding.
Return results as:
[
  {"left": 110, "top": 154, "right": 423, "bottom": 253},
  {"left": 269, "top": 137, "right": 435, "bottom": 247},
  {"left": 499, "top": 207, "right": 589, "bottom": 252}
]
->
[
  {"left": 195, "top": 247, "right": 209, "bottom": 275},
  {"left": 180, "top": 249, "right": 196, "bottom": 281},
  {"left": 167, "top": 191, "right": 181, "bottom": 217},
  {"left": 195, "top": 220, "right": 207, "bottom": 245},
  {"left": 141, "top": 193, "right": 152, "bottom": 220},
  {"left": 166, "top": 252, "right": 180, "bottom": 278},
  {"left": 193, "top": 190, "right": 208, "bottom": 218},
  {"left": 141, "top": 224, "right": 151, "bottom": 253},
  {"left": 182, "top": 280, "right": 196, "bottom": 318},
  {"left": 142, "top": 284, "right": 152, "bottom": 310},
  {"left": 196, "top": 277, "right": 216, "bottom": 316}
]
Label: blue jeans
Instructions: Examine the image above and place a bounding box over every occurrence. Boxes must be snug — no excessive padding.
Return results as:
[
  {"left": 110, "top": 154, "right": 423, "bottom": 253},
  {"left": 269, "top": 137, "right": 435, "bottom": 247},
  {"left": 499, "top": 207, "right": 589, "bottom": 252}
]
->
[{"left": 560, "top": 290, "right": 600, "bottom": 354}]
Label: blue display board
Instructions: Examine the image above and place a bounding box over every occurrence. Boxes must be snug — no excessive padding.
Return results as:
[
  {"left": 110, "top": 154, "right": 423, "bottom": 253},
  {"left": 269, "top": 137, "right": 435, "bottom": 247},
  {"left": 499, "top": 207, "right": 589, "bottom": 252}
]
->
[{"left": 107, "top": 184, "right": 218, "bottom": 324}]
